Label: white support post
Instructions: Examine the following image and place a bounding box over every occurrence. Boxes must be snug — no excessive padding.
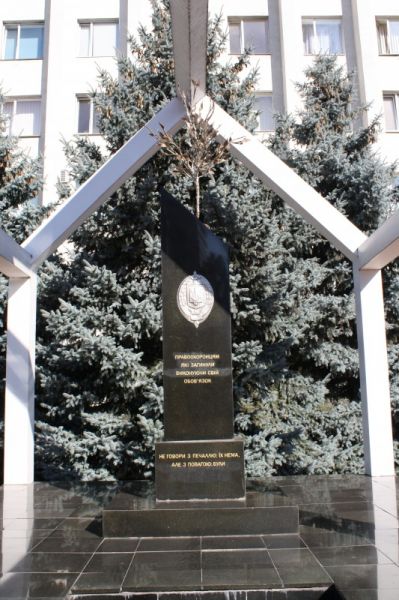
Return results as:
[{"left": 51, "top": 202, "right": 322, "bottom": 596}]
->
[
  {"left": 170, "top": 0, "right": 208, "bottom": 102},
  {"left": 4, "top": 275, "right": 37, "bottom": 484},
  {"left": 353, "top": 262, "right": 395, "bottom": 476}
]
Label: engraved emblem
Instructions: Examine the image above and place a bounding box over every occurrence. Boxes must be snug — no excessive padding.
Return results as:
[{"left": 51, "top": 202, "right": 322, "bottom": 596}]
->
[{"left": 177, "top": 271, "right": 214, "bottom": 328}]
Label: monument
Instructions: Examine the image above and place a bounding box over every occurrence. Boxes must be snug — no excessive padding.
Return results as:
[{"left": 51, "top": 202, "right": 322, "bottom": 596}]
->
[
  {"left": 103, "top": 192, "right": 297, "bottom": 538},
  {"left": 155, "top": 190, "right": 245, "bottom": 501}
]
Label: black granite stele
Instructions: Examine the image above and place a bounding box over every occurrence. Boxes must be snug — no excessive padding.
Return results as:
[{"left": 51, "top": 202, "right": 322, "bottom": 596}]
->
[
  {"left": 156, "top": 191, "right": 245, "bottom": 501},
  {"left": 160, "top": 190, "right": 233, "bottom": 441}
]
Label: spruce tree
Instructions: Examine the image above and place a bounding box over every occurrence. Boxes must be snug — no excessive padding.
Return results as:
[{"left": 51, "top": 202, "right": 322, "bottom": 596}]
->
[
  {"left": 261, "top": 55, "right": 399, "bottom": 473},
  {"left": 35, "top": 0, "right": 262, "bottom": 480},
  {"left": 35, "top": 3, "right": 399, "bottom": 480}
]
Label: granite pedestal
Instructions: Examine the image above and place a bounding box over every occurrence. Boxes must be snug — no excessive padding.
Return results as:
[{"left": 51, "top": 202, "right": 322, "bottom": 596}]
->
[{"left": 103, "top": 488, "right": 299, "bottom": 537}]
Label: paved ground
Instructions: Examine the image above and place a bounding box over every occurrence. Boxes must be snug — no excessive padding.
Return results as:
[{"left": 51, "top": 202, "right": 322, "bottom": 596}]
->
[{"left": 0, "top": 476, "right": 397, "bottom": 599}]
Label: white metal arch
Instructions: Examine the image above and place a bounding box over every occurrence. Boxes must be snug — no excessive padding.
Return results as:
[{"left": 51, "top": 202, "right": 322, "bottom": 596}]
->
[{"left": 0, "top": 0, "right": 396, "bottom": 483}]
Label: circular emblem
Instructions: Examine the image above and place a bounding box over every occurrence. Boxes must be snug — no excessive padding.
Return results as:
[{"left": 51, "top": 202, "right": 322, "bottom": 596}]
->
[{"left": 177, "top": 271, "right": 214, "bottom": 328}]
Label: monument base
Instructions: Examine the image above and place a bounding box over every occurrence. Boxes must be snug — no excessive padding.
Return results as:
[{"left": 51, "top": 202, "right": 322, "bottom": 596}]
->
[
  {"left": 155, "top": 438, "right": 245, "bottom": 501},
  {"left": 102, "top": 489, "right": 298, "bottom": 538}
]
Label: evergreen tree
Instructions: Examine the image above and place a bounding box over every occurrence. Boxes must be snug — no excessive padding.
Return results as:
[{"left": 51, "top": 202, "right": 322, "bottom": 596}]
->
[
  {"left": 35, "top": 1, "right": 399, "bottom": 480},
  {"left": 0, "top": 92, "right": 47, "bottom": 476},
  {"left": 35, "top": 0, "right": 262, "bottom": 480},
  {"left": 259, "top": 55, "right": 399, "bottom": 473}
]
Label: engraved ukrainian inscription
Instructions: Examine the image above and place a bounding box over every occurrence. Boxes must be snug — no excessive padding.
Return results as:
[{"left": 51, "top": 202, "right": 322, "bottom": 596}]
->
[
  {"left": 158, "top": 448, "right": 242, "bottom": 469},
  {"left": 174, "top": 352, "right": 221, "bottom": 384},
  {"left": 155, "top": 440, "right": 245, "bottom": 501}
]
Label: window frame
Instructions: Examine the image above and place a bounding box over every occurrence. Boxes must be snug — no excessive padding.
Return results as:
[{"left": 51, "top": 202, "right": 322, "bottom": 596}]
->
[
  {"left": 383, "top": 93, "right": 399, "bottom": 131},
  {"left": 302, "top": 17, "right": 344, "bottom": 56},
  {"left": 228, "top": 17, "right": 270, "bottom": 55},
  {"left": 2, "top": 22, "right": 44, "bottom": 60},
  {"left": 77, "top": 19, "right": 119, "bottom": 57},
  {"left": 2, "top": 97, "right": 42, "bottom": 137},
  {"left": 376, "top": 18, "right": 399, "bottom": 55},
  {"left": 76, "top": 95, "right": 100, "bottom": 135},
  {"left": 254, "top": 93, "right": 274, "bottom": 132}
]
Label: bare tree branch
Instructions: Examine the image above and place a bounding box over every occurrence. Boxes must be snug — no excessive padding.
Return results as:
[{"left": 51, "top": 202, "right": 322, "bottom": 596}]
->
[{"left": 148, "top": 83, "right": 246, "bottom": 219}]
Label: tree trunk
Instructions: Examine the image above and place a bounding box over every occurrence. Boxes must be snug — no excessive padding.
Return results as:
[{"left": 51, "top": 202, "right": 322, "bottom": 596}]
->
[{"left": 195, "top": 175, "right": 200, "bottom": 219}]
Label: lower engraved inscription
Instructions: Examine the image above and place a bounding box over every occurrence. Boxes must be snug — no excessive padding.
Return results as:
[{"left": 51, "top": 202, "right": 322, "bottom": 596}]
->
[{"left": 158, "top": 450, "right": 240, "bottom": 469}]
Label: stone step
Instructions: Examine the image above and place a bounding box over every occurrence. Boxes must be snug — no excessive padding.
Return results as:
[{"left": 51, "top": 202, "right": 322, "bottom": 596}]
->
[
  {"left": 103, "top": 491, "right": 299, "bottom": 537},
  {"left": 69, "top": 586, "right": 339, "bottom": 600}
]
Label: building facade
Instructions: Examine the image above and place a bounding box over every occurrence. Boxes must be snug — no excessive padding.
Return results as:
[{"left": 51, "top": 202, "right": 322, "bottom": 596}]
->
[{"left": 0, "top": 0, "right": 398, "bottom": 205}]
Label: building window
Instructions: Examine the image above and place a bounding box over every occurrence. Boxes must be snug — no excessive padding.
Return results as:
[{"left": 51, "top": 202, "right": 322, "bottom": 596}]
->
[
  {"left": 383, "top": 94, "right": 399, "bottom": 130},
  {"left": 302, "top": 19, "right": 343, "bottom": 55},
  {"left": 254, "top": 95, "right": 274, "bottom": 131},
  {"left": 377, "top": 19, "right": 399, "bottom": 55},
  {"left": 77, "top": 97, "right": 100, "bottom": 134},
  {"left": 78, "top": 21, "right": 118, "bottom": 57},
  {"left": 2, "top": 99, "right": 41, "bottom": 136},
  {"left": 229, "top": 18, "right": 269, "bottom": 54},
  {"left": 3, "top": 23, "right": 44, "bottom": 60}
]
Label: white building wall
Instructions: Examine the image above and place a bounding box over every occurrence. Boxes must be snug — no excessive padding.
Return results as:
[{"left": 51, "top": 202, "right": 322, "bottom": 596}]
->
[
  {"left": 42, "top": 0, "right": 120, "bottom": 202},
  {"left": 351, "top": 0, "right": 399, "bottom": 165},
  {"left": 0, "top": 0, "right": 398, "bottom": 204}
]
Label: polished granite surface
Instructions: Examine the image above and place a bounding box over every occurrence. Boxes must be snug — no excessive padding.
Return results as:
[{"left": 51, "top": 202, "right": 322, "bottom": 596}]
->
[
  {"left": 0, "top": 476, "right": 397, "bottom": 598},
  {"left": 103, "top": 486, "right": 299, "bottom": 537}
]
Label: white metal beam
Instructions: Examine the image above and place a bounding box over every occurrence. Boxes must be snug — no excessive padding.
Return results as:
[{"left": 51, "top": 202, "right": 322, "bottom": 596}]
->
[
  {"left": 22, "top": 98, "right": 187, "bottom": 269},
  {"left": 0, "top": 230, "right": 33, "bottom": 278},
  {"left": 353, "top": 262, "right": 395, "bottom": 476},
  {"left": 357, "top": 209, "right": 399, "bottom": 270},
  {"left": 170, "top": 0, "right": 208, "bottom": 102},
  {"left": 4, "top": 275, "right": 37, "bottom": 484},
  {"left": 197, "top": 96, "right": 367, "bottom": 261}
]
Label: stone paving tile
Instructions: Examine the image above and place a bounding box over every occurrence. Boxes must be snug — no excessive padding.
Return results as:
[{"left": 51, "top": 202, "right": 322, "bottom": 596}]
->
[
  {"left": 269, "top": 548, "right": 332, "bottom": 588},
  {"left": 202, "top": 535, "right": 265, "bottom": 549},
  {"left": 53, "top": 517, "right": 102, "bottom": 533},
  {"left": 82, "top": 552, "right": 134, "bottom": 574},
  {"left": 137, "top": 536, "right": 200, "bottom": 552},
  {"left": 300, "top": 526, "right": 375, "bottom": 548},
  {"left": 338, "top": 591, "right": 399, "bottom": 600},
  {"left": 2, "top": 518, "right": 64, "bottom": 530},
  {"left": 262, "top": 534, "right": 306, "bottom": 549},
  {"left": 32, "top": 535, "right": 102, "bottom": 553},
  {"left": 2, "top": 551, "right": 92, "bottom": 573},
  {"left": 97, "top": 537, "right": 140, "bottom": 553},
  {"left": 312, "top": 544, "right": 393, "bottom": 566},
  {"left": 72, "top": 552, "right": 134, "bottom": 594},
  {"left": 68, "top": 505, "right": 103, "bottom": 518},
  {"left": 0, "top": 572, "right": 76, "bottom": 598},
  {"left": 201, "top": 549, "right": 281, "bottom": 589},
  {"left": 301, "top": 503, "right": 399, "bottom": 529},
  {"left": 47, "top": 528, "right": 102, "bottom": 541},
  {"left": 123, "top": 550, "right": 201, "bottom": 591},
  {"left": 326, "top": 563, "right": 399, "bottom": 590},
  {"left": 1, "top": 529, "right": 53, "bottom": 544}
]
